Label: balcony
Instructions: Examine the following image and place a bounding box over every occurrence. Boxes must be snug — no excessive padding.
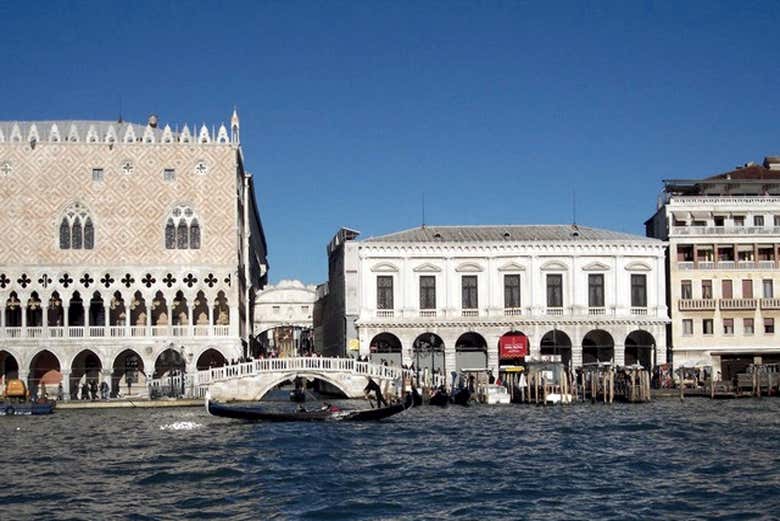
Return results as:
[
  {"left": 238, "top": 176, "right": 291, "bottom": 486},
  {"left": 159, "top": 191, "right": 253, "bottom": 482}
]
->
[
  {"left": 588, "top": 307, "right": 606, "bottom": 316},
  {"left": 419, "top": 310, "right": 437, "bottom": 318},
  {"left": 376, "top": 310, "right": 394, "bottom": 318},
  {"left": 671, "top": 225, "right": 780, "bottom": 236},
  {"left": 676, "top": 260, "right": 777, "bottom": 270},
  {"left": 678, "top": 299, "right": 716, "bottom": 311},
  {"left": 761, "top": 298, "right": 780, "bottom": 310},
  {"left": 0, "top": 325, "right": 232, "bottom": 339},
  {"left": 630, "top": 307, "right": 648, "bottom": 316},
  {"left": 719, "top": 298, "right": 757, "bottom": 310},
  {"left": 504, "top": 307, "right": 523, "bottom": 317},
  {"left": 545, "top": 307, "right": 564, "bottom": 316},
  {"left": 461, "top": 309, "right": 479, "bottom": 317}
]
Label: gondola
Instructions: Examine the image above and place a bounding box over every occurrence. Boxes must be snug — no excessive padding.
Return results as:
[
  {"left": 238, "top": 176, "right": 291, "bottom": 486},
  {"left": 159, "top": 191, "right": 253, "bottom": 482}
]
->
[
  {"left": 0, "top": 400, "right": 56, "bottom": 416},
  {"left": 428, "top": 387, "right": 449, "bottom": 407},
  {"left": 451, "top": 387, "right": 471, "bottom": 406},
  {"left": 206, "top": 392, "right": 412, "bottom": 422}
]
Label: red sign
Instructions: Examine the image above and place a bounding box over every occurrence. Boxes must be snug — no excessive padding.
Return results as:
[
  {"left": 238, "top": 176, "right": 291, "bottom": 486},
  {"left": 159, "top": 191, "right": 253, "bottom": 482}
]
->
[{"left": 499, "top": 334, "right": 528, "bottom": 359}]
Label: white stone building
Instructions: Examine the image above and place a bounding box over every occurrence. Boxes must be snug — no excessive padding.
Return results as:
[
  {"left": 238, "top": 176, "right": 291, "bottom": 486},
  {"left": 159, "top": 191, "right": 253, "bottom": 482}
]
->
[
  {"left": 646, "top": 157, "right": 780, "bottom": 378},
  {"left": 0, "top": 113, "right": 268, "bottom": 398},
  {"left": 316, "top": 225, "right": 668, "bottom": 378},
  {"left": 253, "top": 280, "right": 316, "bottom": 357}
]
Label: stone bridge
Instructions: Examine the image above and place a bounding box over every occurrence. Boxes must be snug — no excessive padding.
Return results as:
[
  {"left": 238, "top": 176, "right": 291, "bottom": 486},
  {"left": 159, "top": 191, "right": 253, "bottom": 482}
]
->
[{"left": 193, "top": 357, "right": 404, "bottom": 401}]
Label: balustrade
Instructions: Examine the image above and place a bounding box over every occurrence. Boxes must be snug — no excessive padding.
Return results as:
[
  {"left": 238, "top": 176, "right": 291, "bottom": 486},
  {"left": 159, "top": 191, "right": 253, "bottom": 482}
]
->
[
  {"left": 719, "top": 298, "right": 757, "bottom": 310},
  {"left": 0, "top": 323, "right": 228, "bottom": 340},
  {"left": 461, "top": 309, "right": 478, "bottom": 317},
  {"left": 678, "top": 299, "right": 716, "bottom": 311},
  {"left": 376, "top": 310, "right": 394, "bottom": 318},
  {"left": 760, "top": 298, "right": 780, "bottom": 310},
  {"left": 588, "top": 307, "right": 606, "bottom": 316},
  {"left": 504, "top": 308, "right": 522, "bottom": 317},
  {"left": 630, "top": 307, "right": 648, "bottom": 316},
  {"left": 545, "top": 307, "right": 564, "bottom": 316},
  {"left": 419, "top": 310, "right": 437, "bottom": 318}
]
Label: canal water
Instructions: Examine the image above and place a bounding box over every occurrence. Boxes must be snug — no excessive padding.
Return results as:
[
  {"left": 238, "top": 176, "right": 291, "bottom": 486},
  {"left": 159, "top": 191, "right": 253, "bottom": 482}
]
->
[{"left": 1, "top": 398, "right": 779, "bottom": 520}]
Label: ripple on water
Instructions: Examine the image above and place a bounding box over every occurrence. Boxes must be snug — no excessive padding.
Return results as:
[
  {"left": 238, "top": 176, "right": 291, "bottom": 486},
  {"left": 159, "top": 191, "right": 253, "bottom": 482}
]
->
[{"left": 1, "top": 400, "right": 780, "bottom": 519}]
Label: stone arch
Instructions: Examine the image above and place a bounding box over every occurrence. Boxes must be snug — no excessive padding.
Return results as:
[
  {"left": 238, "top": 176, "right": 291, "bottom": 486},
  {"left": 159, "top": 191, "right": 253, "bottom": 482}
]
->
[
  {"left": 28, "top": 349, "right": 62, "bottom": 398},
  {"left": 582, "top": 329, "right": 615, "bottom": 365},
  {"left": 5, "top": 291, "right": 22, "bottom": 328},
  {"left": 109, "top": 291, "right": 126, "bottom": 327},
  {"left": 70, "top": 349, "right": 103, "bottom": 400},
  {"left": 193, "top": 290, "right": 209, "bottom": 327},
  {"left": 153, "top": 347, "right": 185, "bottom": 379},
  {"left": 624, "top": 330, "right": 655, "bottom": 369},
  {"left": 412, "top": 333, "right": 445, "bottom": 376},
  {"left": 540, "top": 329, "right": 573, "bottom": 368},
  {"left": 111, "top": 348, "right": 146, "bottom": 397},
  {"left": 455, "top": 332, "right": 487, "bottom": 370},
  {"left": 171, "top": 290, "right": 189, "bottom": 327},
  {"left": 26, "top": 291, "right": 43, "bottom": 327},
  {"left": 0, "top": 349, "right": 20, "bottom": 382},
  {"left": 130, "top": 291, "right": 147, "bottom": 327},
  {"left": 213, "top": 291, "right": 229, "bottom": 326},
  {"left": 369, "top": 332, "right": 402, "bottom": 366},
  {"left": 196, "top": 348, "right": 228, "bottom": 370},
  {"left": 47, "top": 292, "right": 64, "bottom": 327},
  {"left": 68, "top": 291, "right": 85, "bottom": 327},
  {"left": 251, "top": 371, "right": 353, "bottom": 401},
  {"left": 88, "top": 291, "right": 105, "bottom": 328},
  {"left": 151, "top": 291, "right": 168, "bottom": 326},
  {"left": 498, "top": 330, "right": 529, "bottom": 364}
]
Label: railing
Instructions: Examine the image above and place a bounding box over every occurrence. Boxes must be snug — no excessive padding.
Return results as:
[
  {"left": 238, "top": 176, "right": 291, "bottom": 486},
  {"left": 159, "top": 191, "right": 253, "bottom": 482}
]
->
[
  {"left": 719, "top": 298, "right": 757, "bottom": 310},
  {"left": 419, "top": 310, "right": 437, "bottom": 318},
  {"left": 761, "top": 298, "right": 780, "bottom": 309},
  {"left": 678, "top": 299, "right": 716, "bottom": 311},
  {"left": 630, "top": 307, "right": 648, "bottom": 316},
  {"left": 504, "top": 308, "right": 523, "bottom": 317},
  {"left": 461, "top": 309, "right": 478, "bottom": 317},
  {"left": 0, "top": 324, "right": 231, "bottom": 340},
  {"left": 588, "top": 307, "right": 606, "bottom": 316},
  {"left": 376, "top": 310, "right": 394, "bottom": 318},
  {"left": 677, "top": 260, "right": 777, "bottom": 270},
  {"left": 671, "top": 225, "right": 777, "bottom": 236},
  {"left": 545, "top": 307, "right": 564, "bottom": 316}
]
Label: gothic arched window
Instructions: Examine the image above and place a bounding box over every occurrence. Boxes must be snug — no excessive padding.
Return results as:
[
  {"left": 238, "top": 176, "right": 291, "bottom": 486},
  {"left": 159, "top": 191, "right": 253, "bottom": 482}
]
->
[
  {"left": 84, "top": 218, "right": 94, "bottom": 249},
  {"left": 59, "top": 218, "right": 71, "bottom": 249},
  {"left": 59, "top": 203, "right": 94, "bottom": 250},
  {"left": 189, "top": 219, "right": 201, "bottom": 249},
  {"left": 165, "top": 205, "right": 202, "bottom": 250},
  {"left": 165, "top": 219, "right": 176, "bottom": 249},
  {"left": 72, "top": 216, "right": 83, "bottom": 249}
]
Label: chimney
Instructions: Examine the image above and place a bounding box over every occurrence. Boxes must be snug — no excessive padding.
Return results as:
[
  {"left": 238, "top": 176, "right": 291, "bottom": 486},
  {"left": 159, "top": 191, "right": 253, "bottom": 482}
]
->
[
  {"left": 147, "top": 114, "right": 159, "bottom": 128},
  {"left": 763, "top": 156, "right": 780, "bottom": 171}
]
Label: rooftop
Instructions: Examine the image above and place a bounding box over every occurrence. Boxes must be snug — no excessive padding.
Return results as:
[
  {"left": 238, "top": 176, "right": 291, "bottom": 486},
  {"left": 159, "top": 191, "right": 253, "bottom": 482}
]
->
[{"left": 361, "top": 224, "right": 660, "bottom": 243}]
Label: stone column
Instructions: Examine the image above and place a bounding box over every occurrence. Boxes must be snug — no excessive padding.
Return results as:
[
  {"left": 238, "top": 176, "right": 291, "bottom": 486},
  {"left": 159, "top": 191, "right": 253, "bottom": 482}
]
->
[
  {"left": 146, "top": 296, "right": 152, "bottom": 336},
  {"left": 613, "top": 342, "right": 625, "bottom": 366},
  {"left": 188, "top": 303, "right": 194, "bottom": 337},
  {"left": 0, "top": 305, "right": 5, "bottom": 332},
  {"left": 208, "top": 304, "right": 214, "bottom": 335},
  {"left": 21, "top": 302, "right": 27, "bottom": 333},
  {"left": 444, "top": 342, "right": 456, "bottom": 390},
  {"left": 60, "top": 369, "right": 71, "bottom": 401}
]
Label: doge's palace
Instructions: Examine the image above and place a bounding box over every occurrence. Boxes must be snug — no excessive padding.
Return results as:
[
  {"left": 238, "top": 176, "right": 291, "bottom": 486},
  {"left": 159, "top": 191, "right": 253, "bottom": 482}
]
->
[{"left": 0, "top": 112, "right": 268, "bottom": 398}]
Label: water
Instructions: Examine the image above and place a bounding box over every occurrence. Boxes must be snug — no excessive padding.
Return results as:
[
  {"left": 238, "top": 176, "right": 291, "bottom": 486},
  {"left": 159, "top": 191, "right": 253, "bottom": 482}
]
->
[{"left": 2, "top": 398, "right": 780, "bottom": 520}]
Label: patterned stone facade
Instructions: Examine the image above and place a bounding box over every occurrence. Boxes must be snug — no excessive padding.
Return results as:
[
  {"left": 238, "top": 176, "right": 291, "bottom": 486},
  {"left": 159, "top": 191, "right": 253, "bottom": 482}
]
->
[{"left": 0, "top": 117, "right": 268, "bottom": 399}]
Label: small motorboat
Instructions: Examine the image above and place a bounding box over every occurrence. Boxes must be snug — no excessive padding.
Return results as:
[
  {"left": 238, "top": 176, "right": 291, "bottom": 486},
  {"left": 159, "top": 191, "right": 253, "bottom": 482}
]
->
[
  {"left": 428, "top": 387, "right": 449, "bottom": 407},
  {"left": 451, "top": 387, "right": 471, "bottom": 406},
  {"left": 545, "top": 393, "right": 573, "bottom": 405},
  {"left": 481, "top": 384, "right": 511, "bottom": 404},
  {"left": 1, "top": 379, "right": 56, "bottom": 416},
  {"left": 206, "top": 392, "right": 412, "bottom": 422}
]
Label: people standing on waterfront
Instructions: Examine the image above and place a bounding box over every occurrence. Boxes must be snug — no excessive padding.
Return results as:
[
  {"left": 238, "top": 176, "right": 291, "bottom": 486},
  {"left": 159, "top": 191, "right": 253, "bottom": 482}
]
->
[
  {"left": 488, "top": 370, "right": 496, "bottom": 384},
  {"left": 100, "top": 381, "right": 109, "bottom": 400},
  {"left": 90, "top": 380, "right": 98, "bottom": 400},
  {"left": 57, "top": 382, "right": 64, "bottom": 401},
  {"left": 81, "top": 382, "right": 90, "bottom": 400}
]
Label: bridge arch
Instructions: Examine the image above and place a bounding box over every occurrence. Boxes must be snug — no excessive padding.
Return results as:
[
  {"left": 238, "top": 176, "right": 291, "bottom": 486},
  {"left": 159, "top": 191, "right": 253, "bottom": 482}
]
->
[{"left": 251, "top": 371, "right": 352, "bottom": 401}]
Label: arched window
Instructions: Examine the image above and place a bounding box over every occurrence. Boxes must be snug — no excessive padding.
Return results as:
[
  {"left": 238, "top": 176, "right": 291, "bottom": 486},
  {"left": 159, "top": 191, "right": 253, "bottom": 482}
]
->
[
  {"left": 165, "top": 219, "right": 176, "bottom": 249},
  {"left": 84, "top": 218, "right": 94, "bottom": 249},
  {"left": 176, "top": 220, "right": 188, "bottom": 249},
  {"left": 72, "top": 216, "right": 83, "bottom": 249},
  {"left": 165, "top": 205, "right": 201, "bottom": 250},
  {"left": 59, "top": 203, "right": 94, "bottom": 250},
  {"left": 189, "top": 219, "right": 201, "bottom": 249},
  {"left": 59, "top": 218, "right": 71, "bottom": 249}
]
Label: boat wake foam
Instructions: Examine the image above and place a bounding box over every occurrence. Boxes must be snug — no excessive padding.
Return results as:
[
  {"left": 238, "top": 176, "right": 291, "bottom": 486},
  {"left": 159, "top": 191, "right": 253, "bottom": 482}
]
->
[{"left": 160, "top": 421, "right": 203, "bottom": 431}]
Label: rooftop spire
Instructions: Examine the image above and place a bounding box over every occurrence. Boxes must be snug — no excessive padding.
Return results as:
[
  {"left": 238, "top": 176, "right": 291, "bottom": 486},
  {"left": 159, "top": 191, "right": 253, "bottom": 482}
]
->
[{"left": 231, "top": 107, "right": 240, "bottom": 144}]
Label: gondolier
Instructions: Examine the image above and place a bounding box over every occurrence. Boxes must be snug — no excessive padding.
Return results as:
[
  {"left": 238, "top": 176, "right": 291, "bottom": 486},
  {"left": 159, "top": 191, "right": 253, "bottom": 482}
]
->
[{"left": 363, "top": 378, "right": 388, "bottom": 408}]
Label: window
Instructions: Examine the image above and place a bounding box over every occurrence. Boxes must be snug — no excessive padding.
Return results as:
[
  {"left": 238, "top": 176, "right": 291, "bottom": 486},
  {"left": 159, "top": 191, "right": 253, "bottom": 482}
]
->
[
  {"left": 164, "top": 168, "right": 176, "bottom": 182},
  {"left": 419, "top": 276, "right": 436, "bottom": 310},
  {"left": 723, "top": 318, "right": 734, "bottom": 335},
  {"left": 721, "top": 279, "right": 733, "bottom": 299},
  {"left": 765, "top": 317, "right": 774, "bottom": 334},
  {"left": 588, "top": 274, "right": 604, "bottom": 307},
  {"left": 504, "top": 274, "right": 521, "bottom": 308},
  {"left": 742, "top": 279, "right": 753, "bottom": 299},
  {"left": 775, "top": 215, "right": 780, "bottom": 227},
  {"left": 714, "top": 216, "right": 724, "bottom": 227},
  {"left": 377, "top": 276, "right": 393, "bottom": 310},
  {"left": 754, "top": 215, "right": 765, "bottom": 227},
  {"left": 462, "top": 275, "right": 478, "bottom": 309},
  {"left": 165, "top": 205, "right": 201, "bottom": 249},
  {"left": 763, "top": 279, "right": 774, "bottom": 299},
  {"left": 681, "top": 280, "right": 692, "bottom": 299},
  {"left": 702, "top": 280, "right": 713, "bottom": 299},
  {"left": 546, "top": 274, "right": 563, "bottom": 308},
  {"left": 682, "top": 319, "right": 693, "bottom": 336},
  {"left": 92, "top": 168, "right": 104, "bottom": 182},
  {"left": 734, "top": 216, "right": 745, "bottom": 227},
  {"left": 744, "top": 318, "right": 754, "bottom": 335},
  {"left": 703, "top": 319, "right": 714, "bottom": 335},
  {"left": 631, "top": 274, "right": 647, "bottom": 307},
  {"left": 58, "top": 203, "right": 95, "bottom": 250}
]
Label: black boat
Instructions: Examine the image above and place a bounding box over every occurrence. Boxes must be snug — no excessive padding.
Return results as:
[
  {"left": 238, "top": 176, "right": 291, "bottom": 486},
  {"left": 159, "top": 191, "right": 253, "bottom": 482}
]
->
[
  {"left": 428, "top": 387, "right": 449, "bottom": 407},
  {"left": 451, "top": 387, "right": 471, "bottom": 406},
  {"left": 0, "top": 400, "right": 56, "bottom": 416},
  {"left": 206, "top": 393, "right": 411, "bottom": 422}
]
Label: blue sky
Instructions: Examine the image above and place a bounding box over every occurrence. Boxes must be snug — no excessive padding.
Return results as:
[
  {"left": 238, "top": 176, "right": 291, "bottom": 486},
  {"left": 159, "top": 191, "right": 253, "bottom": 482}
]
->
[{"left": 2, "top": 1, "right": 780, "bottom": 284}]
